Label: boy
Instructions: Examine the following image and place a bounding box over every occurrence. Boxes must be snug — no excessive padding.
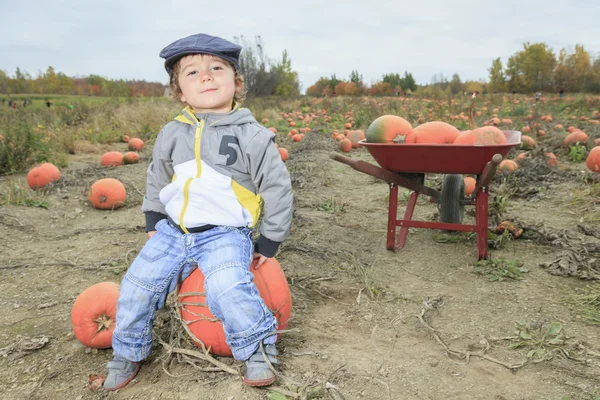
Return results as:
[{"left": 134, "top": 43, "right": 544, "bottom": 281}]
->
[{"left": 103, "top": 33, "right": 294, "bottom": 390}]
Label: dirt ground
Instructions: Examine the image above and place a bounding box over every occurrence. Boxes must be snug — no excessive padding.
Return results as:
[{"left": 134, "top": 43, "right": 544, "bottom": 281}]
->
[{"left": 1, "top": 133, "right": 599, "bottom": 400}]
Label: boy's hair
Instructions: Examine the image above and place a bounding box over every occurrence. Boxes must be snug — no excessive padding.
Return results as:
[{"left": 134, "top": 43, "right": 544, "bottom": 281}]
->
[{"left": 168, "top": 56, "right": 247, "bottom": 107}]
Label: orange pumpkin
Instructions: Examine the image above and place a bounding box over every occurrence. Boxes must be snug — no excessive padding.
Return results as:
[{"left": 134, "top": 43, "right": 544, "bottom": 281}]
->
[
  {"left": 71, "top": 282, "right": 119, "bottom": 349},
  {"left": 291, "top": 134, "right": 303, "bottom": 142},
  {"left": 545, "top": 152, "right": 558, "bottom": 168},
  {"left": 564, "top": 131, "right": 589, "bottom": 146},
  {"left": 123, "top": 151, "right": 140, "bottom": 164},
  {"left": 26, "top": 162, "right": 61, "bottom": 189},
  {"left": 128, "top": 138, "right": 144, "bottom": 151},
  {"left": 413, "top": 121, "right": 460, "bottom": 144},
  {"left": 454, "top": 126, "right": 507, "bottom": 145},
  {"left": 464, "top": 177, "right": 476, "bottom": 196},
  {"left": 595, "top": 138, "right": 600, "bottom": 146},
  {"left": 365, "top": 115, "right": 414, "bottom": 143},
  {"left": 520, "top": 135, "right": 536, "bottom": 150},
  {"left": 586, "top": 146, "right": 600, "bottom": 172},
  {"left": 89, "top": 178, "right": 127, "bottom": 210},
  {"left": 347, "top": 130, "right": 365, "bottom": 148},
  {"left": 521, "top": 126, "right": 531, "bottom": 133},
  {"left": 178, "top": 258, "right": 292, "bottom": 356},
  {"left": 100, "top": 151, "right": 124, "bottom": 167},
  {"left": 339, "top": 138, "right": 352, "bottom": 152},
  {"left": 278, "top": 147, "right": 289, "bottom": 162},
  {"left": 498, "top": 159, "right": 519, "bottom": 173}
]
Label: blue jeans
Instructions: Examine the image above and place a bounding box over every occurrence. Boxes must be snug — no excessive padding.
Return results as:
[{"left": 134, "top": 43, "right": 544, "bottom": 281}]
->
[{"left": 111, "top": 219, "right": 277, "bottom": 362}]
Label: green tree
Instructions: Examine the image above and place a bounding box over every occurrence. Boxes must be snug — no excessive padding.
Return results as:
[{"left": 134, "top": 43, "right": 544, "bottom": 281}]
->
[
  {"left": 449, "top": 73, "right": 463, "bottom": 94},
  {"left": 273, "top": 50, "right": 300, "bottom": 97},
  {"left": 487, "top": 58, "right": 506, "bottom": 92}
]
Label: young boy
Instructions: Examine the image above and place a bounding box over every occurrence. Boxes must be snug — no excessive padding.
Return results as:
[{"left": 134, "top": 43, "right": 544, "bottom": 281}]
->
[{"left": 103, "top": 33, "right": 294, "bottom": 390}]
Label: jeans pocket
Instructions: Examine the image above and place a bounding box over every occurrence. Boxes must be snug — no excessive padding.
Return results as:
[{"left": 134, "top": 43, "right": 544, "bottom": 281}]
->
[{"left": 139, "top": 234, "right": 174, "bottom": 262}]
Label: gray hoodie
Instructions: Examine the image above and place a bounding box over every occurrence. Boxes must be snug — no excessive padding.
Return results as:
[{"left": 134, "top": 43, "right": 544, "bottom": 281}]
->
[{"left": 142, "top": 105, "right": 293, "bottom": 257}]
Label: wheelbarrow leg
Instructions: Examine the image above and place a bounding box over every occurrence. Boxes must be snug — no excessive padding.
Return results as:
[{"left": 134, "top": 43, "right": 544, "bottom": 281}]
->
[
  {"left": 387, "top": 184, "right": 398, "bottom": 250},
  {"left": 397, "top": 191, "right": 419, "bottom": 249},
  {"left": 475, "top": 188, "right": 489, "bottom": 260}
]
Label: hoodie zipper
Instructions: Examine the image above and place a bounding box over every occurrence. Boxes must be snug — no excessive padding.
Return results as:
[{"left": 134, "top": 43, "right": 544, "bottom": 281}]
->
[{"left": 178, "top": 118, "right": 205, "bottom": 234}]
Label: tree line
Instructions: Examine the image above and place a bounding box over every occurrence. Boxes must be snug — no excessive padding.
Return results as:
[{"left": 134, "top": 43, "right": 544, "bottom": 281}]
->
[{"left": 1, "top": 41, "right": 598, "bottom": 98}]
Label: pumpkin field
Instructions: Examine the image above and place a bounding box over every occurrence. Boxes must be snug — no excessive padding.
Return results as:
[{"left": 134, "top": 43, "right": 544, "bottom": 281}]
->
[{"left": 1, "top": 93, "right": 600, "bottom": 400}]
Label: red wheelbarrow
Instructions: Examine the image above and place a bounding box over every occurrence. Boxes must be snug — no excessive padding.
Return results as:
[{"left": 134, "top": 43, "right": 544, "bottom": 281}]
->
[{"left": 329, "top": 131, "right": 522, "bottom": 260}]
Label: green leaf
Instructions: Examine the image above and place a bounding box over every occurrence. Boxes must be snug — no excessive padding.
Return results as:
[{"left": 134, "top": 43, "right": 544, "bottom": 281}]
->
[
  {"left": 546, "top": 322, "right": 562, "bottom": 337},
  {"left": 519, "top": 331, "right": 532, "bottom": 340},
  {"left": 268, "top": 392, "right": 290, "bottom": 400}
]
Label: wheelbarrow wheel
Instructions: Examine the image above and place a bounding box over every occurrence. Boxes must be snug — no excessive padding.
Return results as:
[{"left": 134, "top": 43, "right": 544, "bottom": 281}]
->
[{"left": 440, "top": 174, "right": 465, "bottom": 225}]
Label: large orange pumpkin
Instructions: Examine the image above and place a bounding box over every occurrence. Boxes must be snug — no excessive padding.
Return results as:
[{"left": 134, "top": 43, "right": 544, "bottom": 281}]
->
[
  {"left": 26, "top": 163, "right": 61, "bottom": 189},
  {"left": 586, "top": 146, "right": 600, "bottom": 172},
  {"left": 100, "top": 152, "right": 124, "bottom": 167},
  {"left": 278, "top": 147, "right": 289, "bottom": 162},
  {"left": 128, "top": 138, "right": 145, "bottom": 151},
  {"left": 564, "top": 131, "right": 589, "bottom": 146},
  {"left": 89, "top": 178, "right": 127, "bottom": 209},
  {"left": 71, "top": 282, "right": 120, "bottom": 349},
  {"left": 365, "top": 115, "right": 414, "bottom": 143},
  {"left": 412, "top": 121, "right": 460, "bottom": 144},
  {"left": 454, "top": 126, "right": 507, "bottom": 145},
  {"left": 178, "top": 258, "right": 292, "bottom": 357},
  {"left": 464, "top": 176, "right": 476, "bottom": 196}
]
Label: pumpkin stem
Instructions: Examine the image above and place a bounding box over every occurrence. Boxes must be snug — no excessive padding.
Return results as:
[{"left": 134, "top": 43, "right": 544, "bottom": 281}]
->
[
  {"left": 99, "top": 195, "right": 107, "bottom": 203},
  {"left": 94, "top": 314, "right": 113, "bottom": 332},
  {"left": 392, "top": 135, "right": 406, "bottom": 144}
]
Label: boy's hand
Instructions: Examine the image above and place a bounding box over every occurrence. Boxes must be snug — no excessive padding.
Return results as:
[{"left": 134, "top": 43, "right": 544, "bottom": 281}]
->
[
  {"left": 147, "top": 231, "right": 157, "bottom": 239},
  {"left": 253, "top": 252, "right": 270, "bottom": 269}
]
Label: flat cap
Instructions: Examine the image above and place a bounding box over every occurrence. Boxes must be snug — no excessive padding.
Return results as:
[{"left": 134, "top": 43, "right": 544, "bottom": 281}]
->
[{"left": 159, "top": 33, "right": 242, "bottom": 73}]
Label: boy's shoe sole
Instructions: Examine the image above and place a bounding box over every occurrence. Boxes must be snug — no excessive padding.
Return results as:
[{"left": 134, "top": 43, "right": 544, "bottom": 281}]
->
[
  {"left": 103, "top": 363, "right": 140, "bottom": 391},
  {"left": 243, "top": 374, "right": 276, "bottom": 387}
]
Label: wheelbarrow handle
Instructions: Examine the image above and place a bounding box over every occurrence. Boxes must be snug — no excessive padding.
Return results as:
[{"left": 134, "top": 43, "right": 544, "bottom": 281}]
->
[
  {"left": 471, "top": 153, "right": 503, "bottom": 200},
  {"left": 329, "top": 152, "right": 441, "bottom": 200}
]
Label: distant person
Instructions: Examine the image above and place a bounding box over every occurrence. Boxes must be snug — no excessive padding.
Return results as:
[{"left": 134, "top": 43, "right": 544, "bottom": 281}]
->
[
  {"left": 559, "top": 89, "right": 565, "bottom": 98},
  {"left": 8, "top": 99, "right": 12, "bottom": 107},
  {"left": 535, "top": 92, "right": 541, "bottom": 102},
  {"left": 102, "top": 33, "right": 293, "bottom": 391},
  {"left": 45, "top": 99, "right": 51, "bottom": 108}
]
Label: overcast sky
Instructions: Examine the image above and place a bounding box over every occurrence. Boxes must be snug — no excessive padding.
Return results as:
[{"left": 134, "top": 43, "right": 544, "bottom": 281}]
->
[{"left": 1, "top": 0, "right": 599, "bottom": 92}]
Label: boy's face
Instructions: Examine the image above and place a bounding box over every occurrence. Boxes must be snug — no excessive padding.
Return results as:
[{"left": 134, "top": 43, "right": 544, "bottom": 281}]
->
[{"left": 177, "top": 54, "right": 240, "bottom": 113}]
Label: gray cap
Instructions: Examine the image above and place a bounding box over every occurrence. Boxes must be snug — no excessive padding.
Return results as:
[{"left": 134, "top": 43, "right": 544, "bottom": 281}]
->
[{"left": 159, "top": 33, "right": 242, "bottom": 73}]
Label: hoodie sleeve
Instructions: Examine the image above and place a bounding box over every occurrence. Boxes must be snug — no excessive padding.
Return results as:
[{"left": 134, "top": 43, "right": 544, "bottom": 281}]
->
[
  {"left": 141, "top": 125, "right": 174, "bottom": 232},
  {"left": 246, "top": 129, "right": 294, "bottom": 257}
]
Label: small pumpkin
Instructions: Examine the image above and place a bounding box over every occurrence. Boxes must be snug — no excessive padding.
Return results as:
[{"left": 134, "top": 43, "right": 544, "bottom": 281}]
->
[
  {"left": 347, "top": 130, "right": 365, "bottom": 148},
  {"left": 178, "top": 258, "right": 292, "bottom": 356},
  {"left": 26, "top": 163, "right": 61, "bottom": 189},
  {"left": 89, "top": 178, "right": 126, "bottom": 210},
  {"left": 546, "top": 152, "right": 558, "bottom": 168},
  {"left": 278, "top": 147, "right": 289, "bottom": 162},
  {"left": 123, "top": 151, "right": 140, "bottom": 164},
  {"left": 520, "top": 135, "right": 536, "bottom": 150},
  {"left": 498, "top": 159, "right": 519, "bottom": 173},
  {"left": 339, "top": 138, "right": 352, "bottom": 152},
  {"left": 464, "top": 177, "right": 476, "bottom": 196},
  {"left": 100, "top": 151, "right": 123, "bottom": 167},
  {"left": 71, "top": 282, "right": 120, "bottom": 349},
  {"left": 128, "top": 138, "right": 145, "bottom": 152},
  {"left": 586, "top": 146, "right": 600, "bottom": 172}
]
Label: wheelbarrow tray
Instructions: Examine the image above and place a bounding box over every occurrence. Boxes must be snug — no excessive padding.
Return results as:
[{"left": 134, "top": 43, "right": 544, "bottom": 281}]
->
[{"left": 358, "top": 130, "right": 521, "bottom": 174}]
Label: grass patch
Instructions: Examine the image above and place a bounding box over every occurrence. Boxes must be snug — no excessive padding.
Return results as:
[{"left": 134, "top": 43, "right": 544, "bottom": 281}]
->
[
  {"left": 318, "top": 196, "right": 347, "bottom": 213},
  {"left": 508, "top": 321, "right": 577, "bottom": 363},
  {"left": 562, "top": 282, "right": 600, "bottom": 325},
  {"left": 473, "top": 257, "right": 528, "bottom": 281},
  {"left": 0, "top": 179, "right": 50, "bottom": 208}
]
